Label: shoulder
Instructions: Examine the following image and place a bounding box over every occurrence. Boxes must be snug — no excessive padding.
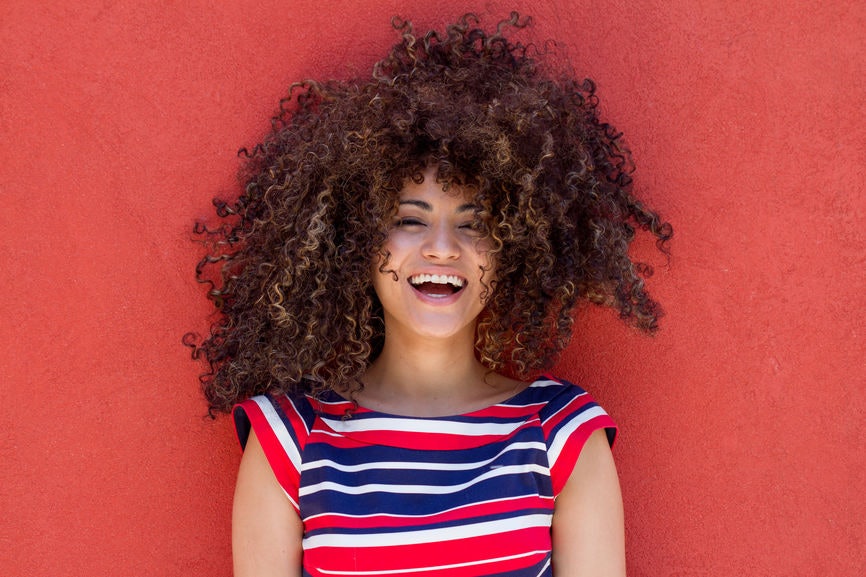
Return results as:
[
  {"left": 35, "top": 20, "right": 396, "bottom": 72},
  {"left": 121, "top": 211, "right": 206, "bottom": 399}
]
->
[
  {"left": 232, "top": 392, "right": 319, "bottom": 512},
  {"left": 531, "top": 377, "right": 612, "bottom": 430},
  {"left": 531, "top": 375, "right": 618, "bottom": 494},
  {"left": 233, "top": 392, "right": 317, "bottom": 456}
]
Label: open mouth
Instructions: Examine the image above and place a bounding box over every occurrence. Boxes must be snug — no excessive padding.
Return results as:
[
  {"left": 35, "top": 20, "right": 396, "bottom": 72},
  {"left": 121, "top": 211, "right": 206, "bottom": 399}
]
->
[{"left": 408, "top": 273, "right": 466, "bottom": 298}]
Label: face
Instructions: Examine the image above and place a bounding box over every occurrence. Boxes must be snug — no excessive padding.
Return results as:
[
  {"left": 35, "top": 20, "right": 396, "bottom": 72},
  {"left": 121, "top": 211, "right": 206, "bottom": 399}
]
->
[{"left": 373, "top": 167, "right": 495, "bottom": 343}]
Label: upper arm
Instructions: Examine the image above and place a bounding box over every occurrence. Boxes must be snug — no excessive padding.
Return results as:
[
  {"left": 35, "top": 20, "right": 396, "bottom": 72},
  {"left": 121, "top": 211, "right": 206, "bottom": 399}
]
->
[
  {"left": 551, "top": 429, "right": 626, "bottom": 577},
  {"left": 233, "top": 429, "right": 303, "bottom": 577}
]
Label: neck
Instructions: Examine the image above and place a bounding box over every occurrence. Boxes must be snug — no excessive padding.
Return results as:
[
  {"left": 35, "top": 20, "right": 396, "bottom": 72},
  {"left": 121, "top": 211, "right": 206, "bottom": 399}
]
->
[
  {"left": 373, "top": 320, "right": 482, "bottom": 386},
  {"left": 360, "top": 324, "right": 511, "bottom": 416}
]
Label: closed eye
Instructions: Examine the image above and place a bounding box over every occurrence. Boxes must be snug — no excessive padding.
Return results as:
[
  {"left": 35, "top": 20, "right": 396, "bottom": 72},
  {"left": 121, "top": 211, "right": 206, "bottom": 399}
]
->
[
  {"left": 459, "top": 219, "right": 487, "bottom": 236},
  {"left": 394, "top": 217, "right": 425, "bottom": 228}
]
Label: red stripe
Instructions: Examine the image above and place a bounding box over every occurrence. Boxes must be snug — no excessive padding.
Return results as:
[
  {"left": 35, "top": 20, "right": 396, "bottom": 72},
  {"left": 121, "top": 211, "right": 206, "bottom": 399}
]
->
[
  {"left": 275, "top": 395, "right": 311, "bottom": 453},
  {"left": 304, "top": 494, "right": 552, "bottom": 532},
  {"left": 313, "top": 418, "right": 540, "bottom": 451},
  {"left": 238, "top": 400, "right": 301, "bottom": 509},
  {"left": 303, "top": 526, "right": 550, "bottom": 576},
  {"left": 540, "top": 391, "right": 593, "bottom": 439},
  {"left": 549, "top": 414, "right": 616, "bottom": 495}
]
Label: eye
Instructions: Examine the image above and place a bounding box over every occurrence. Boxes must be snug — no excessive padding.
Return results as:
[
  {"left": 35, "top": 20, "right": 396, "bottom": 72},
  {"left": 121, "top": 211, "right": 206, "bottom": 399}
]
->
[
  {"left": 459, "top": 217, "right": 488, "bottom": 236},
  {"left": 394, "top": 217, "right": 424, "bottom": 228}
]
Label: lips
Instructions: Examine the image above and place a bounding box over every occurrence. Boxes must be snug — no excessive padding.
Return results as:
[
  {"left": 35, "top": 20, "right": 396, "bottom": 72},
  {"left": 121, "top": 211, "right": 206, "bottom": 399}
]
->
[{"left": 408, "top": 273, "right": 466, "bottom": 298}]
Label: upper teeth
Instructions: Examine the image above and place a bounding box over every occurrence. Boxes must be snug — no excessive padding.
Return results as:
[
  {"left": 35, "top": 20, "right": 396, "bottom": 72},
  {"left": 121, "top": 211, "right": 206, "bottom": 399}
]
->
[{"left": 409, "top": 274, "right": 465, "bottom": 287}]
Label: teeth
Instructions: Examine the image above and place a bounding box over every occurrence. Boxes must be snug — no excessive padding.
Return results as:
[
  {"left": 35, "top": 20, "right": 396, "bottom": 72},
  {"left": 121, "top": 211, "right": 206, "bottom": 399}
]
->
[{"left": 409, "top": 274, "right": 465, "bottom": 288}]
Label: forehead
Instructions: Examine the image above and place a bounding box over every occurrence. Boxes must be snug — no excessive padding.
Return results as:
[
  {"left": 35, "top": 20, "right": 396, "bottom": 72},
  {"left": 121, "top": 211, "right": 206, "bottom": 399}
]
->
[{"left": 397, "top": 171, "right": 478, "bottom": 207}]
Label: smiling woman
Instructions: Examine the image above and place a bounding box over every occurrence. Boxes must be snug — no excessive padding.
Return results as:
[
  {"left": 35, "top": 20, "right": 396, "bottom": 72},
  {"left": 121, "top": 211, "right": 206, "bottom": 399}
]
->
[
  {"left": 372, "top": 166, "right": 496, "bottom": 347},
  {"left": 188, "top": 11, "right": 670, "bottom": 577}
]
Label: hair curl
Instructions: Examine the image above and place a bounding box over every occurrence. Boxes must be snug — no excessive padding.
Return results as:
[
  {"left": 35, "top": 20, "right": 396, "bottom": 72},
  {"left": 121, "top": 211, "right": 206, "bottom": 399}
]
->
[{"left": 187, "top": 12, "right": 672, "bottom": 415}]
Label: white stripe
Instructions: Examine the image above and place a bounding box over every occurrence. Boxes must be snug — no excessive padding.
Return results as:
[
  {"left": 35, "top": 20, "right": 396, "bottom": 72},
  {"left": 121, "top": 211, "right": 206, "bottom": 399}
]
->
[
  {"left": 316, "top": 550, "right": 550, "bottom": 575},
  {"left": 314, "top": 427, "right": 347, "bottom": 440},
  {"left": 303, "top": 514, "right": 552, "bottom": 550},
  {"left": 529, "top": 378, "right": 558, "bottom": 388},
  {"left": 312, "top": 396, "right": 351, "bottom": 408},
  {"left": 546, "top": 405, "right": 606, "bottom": 466},
  {"left": 319, "top": 415, "right": 523, "bottom": 436},
  {"left": 540, "top": 390, "right": 588, "bottom": 427},
  {"left": 304, "top": 493, "right": 552, "bottom": 523},
  {"left": 299, "top": 463, "right": 548, "bottom": 497},
  {"left": 253, "top": 397, "right": 303, "bottom": 473},
  {"left": 300, "top": 440, "right": 546, "bottom": 473}
]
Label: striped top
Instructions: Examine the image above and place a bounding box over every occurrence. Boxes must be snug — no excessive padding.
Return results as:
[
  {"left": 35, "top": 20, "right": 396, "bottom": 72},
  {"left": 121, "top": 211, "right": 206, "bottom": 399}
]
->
[{"left": 234, "top": 375, "right": 616, "bottom": 577}]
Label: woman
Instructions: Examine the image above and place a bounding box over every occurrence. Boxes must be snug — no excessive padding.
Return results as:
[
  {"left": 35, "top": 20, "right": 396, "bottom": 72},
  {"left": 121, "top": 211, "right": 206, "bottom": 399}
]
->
[{"left": 191, "top": 12, "right": 670, "bottom": 576}]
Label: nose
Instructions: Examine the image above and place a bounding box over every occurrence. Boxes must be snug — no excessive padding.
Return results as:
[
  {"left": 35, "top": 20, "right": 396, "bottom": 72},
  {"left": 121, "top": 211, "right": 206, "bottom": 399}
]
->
[{"left": 421, "top": 223, "right": 460, "bottom": 260}]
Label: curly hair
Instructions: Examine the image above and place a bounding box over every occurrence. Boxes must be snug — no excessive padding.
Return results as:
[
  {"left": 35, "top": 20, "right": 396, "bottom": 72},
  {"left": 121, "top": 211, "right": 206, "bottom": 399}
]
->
[{"left": 187, "top": 12, "right": 672, "bottom": 415}]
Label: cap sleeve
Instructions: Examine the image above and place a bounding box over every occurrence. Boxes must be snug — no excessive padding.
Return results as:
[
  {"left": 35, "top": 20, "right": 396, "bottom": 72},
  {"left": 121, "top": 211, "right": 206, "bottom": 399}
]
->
[
  {"left": 538, "top": 378, "right": 617, "bottom": 496},
  {"left": 233, "top": 394, "right": 315, "bottom": 512}
]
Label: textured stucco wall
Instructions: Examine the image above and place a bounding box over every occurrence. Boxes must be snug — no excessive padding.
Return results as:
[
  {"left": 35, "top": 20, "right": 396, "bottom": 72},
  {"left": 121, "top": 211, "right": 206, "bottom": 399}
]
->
[{"left": 1, "top": 1, "right": 864, "bottom": 575}]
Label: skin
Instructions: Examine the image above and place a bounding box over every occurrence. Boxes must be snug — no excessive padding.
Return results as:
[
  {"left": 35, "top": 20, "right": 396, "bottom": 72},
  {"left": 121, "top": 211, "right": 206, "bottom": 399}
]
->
[
  {"left": 233, "top": 430, "right": 302, "bottom": 577},
  {"left": 362, "top": 167, "right": 522, "bottom": 416},
  {"left": 553, "top": 429, "right": 626, "bottom": 576},
  {"left": 232, "top": 168, "right": 626, "bottom": 576}
]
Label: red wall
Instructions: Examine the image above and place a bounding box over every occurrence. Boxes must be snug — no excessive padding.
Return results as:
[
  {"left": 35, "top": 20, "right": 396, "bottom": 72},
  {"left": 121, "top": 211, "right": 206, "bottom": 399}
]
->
[{"left": 2, "top": 1, "right": 864, "bottom": 575}]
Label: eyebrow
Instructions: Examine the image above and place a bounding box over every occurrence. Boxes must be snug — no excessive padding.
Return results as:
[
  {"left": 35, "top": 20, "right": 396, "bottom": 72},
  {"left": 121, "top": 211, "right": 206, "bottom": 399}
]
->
[{"left": 398, "top": 200, "right": 479, "bottom": 213}]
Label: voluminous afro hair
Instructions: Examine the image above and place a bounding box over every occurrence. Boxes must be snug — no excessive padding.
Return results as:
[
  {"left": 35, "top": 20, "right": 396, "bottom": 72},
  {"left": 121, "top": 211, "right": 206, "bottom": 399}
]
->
[{"left": 188, "top": 12, "right": 672, "bottom": 415}]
